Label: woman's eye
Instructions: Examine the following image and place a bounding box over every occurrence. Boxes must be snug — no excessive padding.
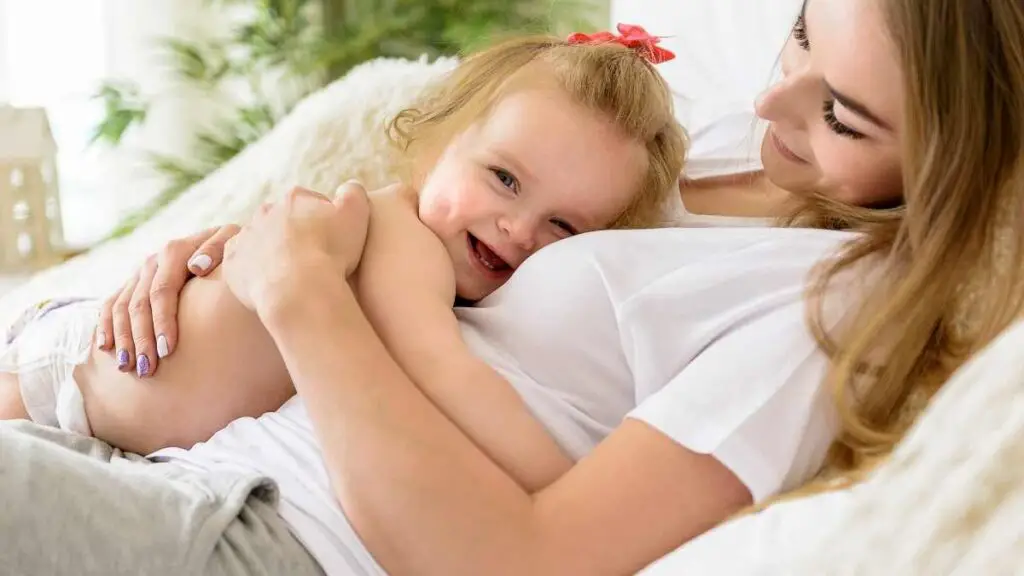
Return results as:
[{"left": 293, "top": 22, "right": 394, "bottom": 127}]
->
[
  {"left": 550, "top": 219, "right": 577, "bottom": 236},
  {"left": 491, "top": 168, "right": 519, "bottom": 193},
  {"left": 793, "top": 15, "right": 810, "bottom": 51},
  {"left": 823, "top": 100, "right": 866, "bottom": 140}
]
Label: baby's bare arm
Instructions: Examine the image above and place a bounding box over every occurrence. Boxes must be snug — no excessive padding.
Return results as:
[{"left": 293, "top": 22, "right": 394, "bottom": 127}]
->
[
  {"left": 0, "top": 372, "right": 29, "bottom": 420},
  {"left": 76, "top": 268, "right": 294, "bottom": 454}
]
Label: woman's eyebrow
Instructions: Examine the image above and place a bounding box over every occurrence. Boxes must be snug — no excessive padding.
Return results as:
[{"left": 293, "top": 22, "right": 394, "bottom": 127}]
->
[{"left": 827, "top": 84, "right": 893, "bottom": 131}]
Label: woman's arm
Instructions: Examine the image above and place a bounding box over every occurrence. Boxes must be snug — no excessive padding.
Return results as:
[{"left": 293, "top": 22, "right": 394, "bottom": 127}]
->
[
  {"left": 355, "top": 187, "right": 573, "bottom": 491},
  {"left": 259, "top": 269, "right": 751, "bottom": 576}
]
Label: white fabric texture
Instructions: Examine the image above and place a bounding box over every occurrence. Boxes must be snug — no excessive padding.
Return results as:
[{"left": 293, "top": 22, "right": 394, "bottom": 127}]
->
[
  {"left": 612, "top": 0, "right": 802, "bottom": 151},
  {"left": 154, "top": 225, "right": 856, "bottom": 575},
  {"left": 624, "top": 0, "right": 802, "bottom": 227},
  {"left": 462, "top": 227, "right": 855, "bottom": 496}
]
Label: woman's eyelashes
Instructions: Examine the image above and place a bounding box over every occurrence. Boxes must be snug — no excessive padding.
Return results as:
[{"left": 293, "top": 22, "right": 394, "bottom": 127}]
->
[
  {"left": 790, "top": 13, "right": 865, "bottom": 141},
  {"left": 793, "top": 14, "right": 810, "bottom": 50},
  {"left": 823, "top": 100, "right": 866, "bottom": 140},
  {"left": 491, "top": 167, "right": 519, "bottom": 193}
]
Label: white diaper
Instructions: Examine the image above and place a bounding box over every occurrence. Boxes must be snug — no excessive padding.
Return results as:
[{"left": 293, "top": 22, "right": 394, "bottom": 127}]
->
[{"left": 0, "top": 299, "right": 100, "bottom": 436}]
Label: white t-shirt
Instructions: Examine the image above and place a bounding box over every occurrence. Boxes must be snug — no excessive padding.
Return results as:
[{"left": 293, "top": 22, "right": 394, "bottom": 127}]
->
[{"left": 154, "top": 226, "right": 859, "bottom": 575}]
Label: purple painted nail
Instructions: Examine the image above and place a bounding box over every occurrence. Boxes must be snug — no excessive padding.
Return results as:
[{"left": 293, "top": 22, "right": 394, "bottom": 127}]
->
[
  {"left": 117, "top": 349, "right": 130, "bottom": 370},
  {"left": 136, "top": 354, "right": 151, "bottom": 378}
]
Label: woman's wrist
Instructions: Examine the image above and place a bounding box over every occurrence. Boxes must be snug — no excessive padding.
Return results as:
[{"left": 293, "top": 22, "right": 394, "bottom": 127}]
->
[{"left": 255, "top": 253, "right": 350, "bottom": 328}]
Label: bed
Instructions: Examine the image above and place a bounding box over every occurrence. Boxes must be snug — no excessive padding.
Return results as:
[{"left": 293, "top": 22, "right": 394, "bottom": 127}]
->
[{"left": 4, "top": 1, "right": 1020, "bottom": 572}]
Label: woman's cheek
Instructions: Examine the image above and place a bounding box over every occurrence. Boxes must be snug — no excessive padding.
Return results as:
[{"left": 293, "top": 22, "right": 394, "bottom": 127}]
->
[{"left": 814, "top": 139, "right": 903, "bottom": 207}]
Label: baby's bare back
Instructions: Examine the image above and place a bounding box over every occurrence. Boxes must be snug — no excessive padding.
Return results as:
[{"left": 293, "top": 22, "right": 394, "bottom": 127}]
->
[{"left": 75, "top": 268, "right": 294, "bottom": 454}]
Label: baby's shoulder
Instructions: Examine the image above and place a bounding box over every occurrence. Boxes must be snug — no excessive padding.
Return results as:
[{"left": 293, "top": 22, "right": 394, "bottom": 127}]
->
[
  {"left": 368, "top": 182, "right": 417, "bottom": 208},
  {"left": 365, "top": 182, "right": 424, "bottom": 235}
]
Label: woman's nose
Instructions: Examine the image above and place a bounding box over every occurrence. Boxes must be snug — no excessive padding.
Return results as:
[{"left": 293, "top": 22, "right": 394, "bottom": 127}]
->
[{"left": 755, "top": 61, "right": 816, "bottom": 129}]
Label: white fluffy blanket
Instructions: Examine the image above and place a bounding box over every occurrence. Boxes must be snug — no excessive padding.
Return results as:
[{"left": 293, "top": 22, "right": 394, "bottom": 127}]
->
[{"left": 0, "top": 56, "right": 456, "bottom": 328}]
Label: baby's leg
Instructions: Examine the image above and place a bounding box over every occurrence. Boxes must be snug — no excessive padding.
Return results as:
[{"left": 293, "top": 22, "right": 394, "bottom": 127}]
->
[
  {"left": 0, "top": 299, "right": 97, "bottom": 435},
  {"left": 77, "top": 270, "right": 295, "bottom": 454},
  {"left": 0, "top": 372, "right": 29, "bottom": 420}
]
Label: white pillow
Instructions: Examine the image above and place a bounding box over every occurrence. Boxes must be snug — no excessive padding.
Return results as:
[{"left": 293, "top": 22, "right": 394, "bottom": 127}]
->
[{"left": 610, "top": 0, "right": 802, "bottom": 133}]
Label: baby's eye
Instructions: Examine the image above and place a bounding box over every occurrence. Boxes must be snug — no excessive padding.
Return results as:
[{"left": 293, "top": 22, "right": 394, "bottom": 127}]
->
[
  {"left": 491, "top": 168, "right": 519, "bottom": 193},
  {"left": 550, "top": 219, "right": 577, "bottom": 236}
]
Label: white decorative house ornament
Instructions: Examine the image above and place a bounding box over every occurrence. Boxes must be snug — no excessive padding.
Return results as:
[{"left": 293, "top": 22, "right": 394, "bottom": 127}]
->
[{"left": 0, "top": 106, "right": 64, "bottom": 271}]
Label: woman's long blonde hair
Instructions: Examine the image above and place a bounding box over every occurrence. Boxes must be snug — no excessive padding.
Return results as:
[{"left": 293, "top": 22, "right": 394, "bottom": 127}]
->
[
  {"left": 796, "top": 0, "right": 1024, "bottom": 491},
  {"left": 388, "top": 36, "right": 686, "bottom": 228}
]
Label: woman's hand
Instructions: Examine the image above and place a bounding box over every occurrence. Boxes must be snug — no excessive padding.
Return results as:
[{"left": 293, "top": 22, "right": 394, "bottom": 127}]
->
[
  {"left": 222, "top": 183, "right": 371, "bottom": 316},
  {"left": 96, "top": 224, "right": 240, "bottom": 377}
]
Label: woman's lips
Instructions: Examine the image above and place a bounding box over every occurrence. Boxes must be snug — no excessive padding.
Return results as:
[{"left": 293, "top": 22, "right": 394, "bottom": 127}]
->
[{"left": 769, "top": 129, "right": 809, "bottom": 164}]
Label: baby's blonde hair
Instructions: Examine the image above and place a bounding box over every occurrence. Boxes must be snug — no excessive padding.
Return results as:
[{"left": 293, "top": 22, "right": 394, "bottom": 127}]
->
[{"left": 388, "top": 35, "right": 687, "bottom": 229}]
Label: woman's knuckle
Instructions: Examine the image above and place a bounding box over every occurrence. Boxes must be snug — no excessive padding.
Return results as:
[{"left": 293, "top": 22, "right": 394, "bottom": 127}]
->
[
  {"left": 127, "top": 296, "right": 149, "bottom": 315},
  {"left": 149, "top": 283, "right": 172, "bottom": 301}
]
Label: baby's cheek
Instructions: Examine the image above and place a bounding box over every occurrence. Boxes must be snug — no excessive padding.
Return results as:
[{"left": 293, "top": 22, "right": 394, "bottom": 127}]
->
[{"left": 417, "top": 198, "right": 450, "bottom": 237}]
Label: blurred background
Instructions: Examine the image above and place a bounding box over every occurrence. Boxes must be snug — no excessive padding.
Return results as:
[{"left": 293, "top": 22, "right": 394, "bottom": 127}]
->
[{"left": 0, "top": 0, "right": 608, "bottom": 253}]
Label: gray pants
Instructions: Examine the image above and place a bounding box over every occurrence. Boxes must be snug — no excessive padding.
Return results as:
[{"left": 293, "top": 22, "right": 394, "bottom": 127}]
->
[{"left": 0, "top": 421, "right": 325, "bottom": 576}]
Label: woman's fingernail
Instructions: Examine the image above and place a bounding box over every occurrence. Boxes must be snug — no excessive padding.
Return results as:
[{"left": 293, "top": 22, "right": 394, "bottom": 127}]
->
[
  {"left": 136, "top": 354, "right": 151, "bottom": 378},
  {"left": 95, "top": 330, "right": 106, "bottom": 349},
  {"left": 156, "top": 334, "right": 170, "bottom": 358},
  {"left": 117, "top": 349, "right": 130, "bottom": 370},
  {"left": 188, "top": 253, "right": 213, "bottom": 272}
]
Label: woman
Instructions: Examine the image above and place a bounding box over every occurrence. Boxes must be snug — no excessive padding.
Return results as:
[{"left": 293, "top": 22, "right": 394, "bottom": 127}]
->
[{"left": 3, "top": 1, "right": 1023, "bottom": 575}]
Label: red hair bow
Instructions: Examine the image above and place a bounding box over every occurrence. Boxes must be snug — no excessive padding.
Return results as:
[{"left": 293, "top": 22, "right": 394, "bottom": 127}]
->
[{"left": 567, "top": 23, "right": 675, "bottom": 64}]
